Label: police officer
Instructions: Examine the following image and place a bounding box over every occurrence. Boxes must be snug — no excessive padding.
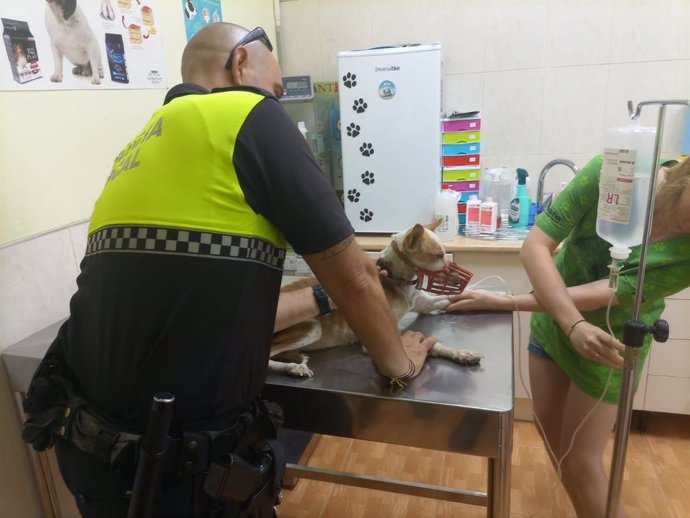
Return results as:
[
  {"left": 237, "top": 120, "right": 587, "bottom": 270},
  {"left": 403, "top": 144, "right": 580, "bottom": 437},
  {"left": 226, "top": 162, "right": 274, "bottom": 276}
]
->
[{"left": 31, "top": 22, "right": 436, "bottom": 518}]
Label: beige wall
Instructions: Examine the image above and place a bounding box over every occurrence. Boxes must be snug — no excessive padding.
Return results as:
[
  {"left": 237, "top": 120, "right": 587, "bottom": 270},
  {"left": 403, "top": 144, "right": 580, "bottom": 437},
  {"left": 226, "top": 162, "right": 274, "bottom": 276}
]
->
[{"left": 0, "top": 0, "right": 277, "bottom": 245}]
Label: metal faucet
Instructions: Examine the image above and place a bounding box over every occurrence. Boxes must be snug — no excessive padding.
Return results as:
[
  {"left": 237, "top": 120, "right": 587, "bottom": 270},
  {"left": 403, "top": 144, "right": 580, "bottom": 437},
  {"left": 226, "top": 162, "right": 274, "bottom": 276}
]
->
[{"left": 536, "top": 159, "right": 580, "bottom": 212}]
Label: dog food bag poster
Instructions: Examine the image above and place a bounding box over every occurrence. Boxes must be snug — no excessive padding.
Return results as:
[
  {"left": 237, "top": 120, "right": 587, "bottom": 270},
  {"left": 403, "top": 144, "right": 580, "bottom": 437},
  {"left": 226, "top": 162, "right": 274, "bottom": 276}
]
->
[
  {"left": 1, "top": 0, "right": 166, "bottom": 90},
  {"left": 182, "top": 0, "right": 221, "bottom": 42}
]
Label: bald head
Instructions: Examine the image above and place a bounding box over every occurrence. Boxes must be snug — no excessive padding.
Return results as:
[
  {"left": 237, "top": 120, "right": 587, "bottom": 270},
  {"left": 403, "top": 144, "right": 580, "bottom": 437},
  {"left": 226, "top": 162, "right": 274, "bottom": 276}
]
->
[
  {"left": 180, "top": 22, "right": 283, "bottom": 98},
  {"left": 181, "top": 23, "right": 245, "bottom": 86}
]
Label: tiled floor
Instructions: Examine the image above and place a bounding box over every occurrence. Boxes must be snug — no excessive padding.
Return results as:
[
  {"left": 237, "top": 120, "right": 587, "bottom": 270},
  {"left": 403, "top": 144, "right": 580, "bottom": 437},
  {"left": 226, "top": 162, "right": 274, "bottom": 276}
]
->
[{"left": 278, "top": 412, "right": 690, "bottom": 518}]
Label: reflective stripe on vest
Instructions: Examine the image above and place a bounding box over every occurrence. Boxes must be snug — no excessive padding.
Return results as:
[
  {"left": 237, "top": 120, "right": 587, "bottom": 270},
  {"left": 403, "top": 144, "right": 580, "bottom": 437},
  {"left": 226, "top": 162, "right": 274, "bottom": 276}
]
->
[{"left": 88, "top": 89, "right": 286, "bottom": 250}]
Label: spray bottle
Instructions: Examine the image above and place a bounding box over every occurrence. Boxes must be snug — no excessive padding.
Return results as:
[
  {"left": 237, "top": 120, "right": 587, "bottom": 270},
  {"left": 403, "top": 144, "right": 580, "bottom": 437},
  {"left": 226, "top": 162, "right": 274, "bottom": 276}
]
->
[
  {"left": 508, "top": 168, "right": 530, "bottom": 228},
  {"left": 596, "top": 124, "right": 656, "bottom": 289}
]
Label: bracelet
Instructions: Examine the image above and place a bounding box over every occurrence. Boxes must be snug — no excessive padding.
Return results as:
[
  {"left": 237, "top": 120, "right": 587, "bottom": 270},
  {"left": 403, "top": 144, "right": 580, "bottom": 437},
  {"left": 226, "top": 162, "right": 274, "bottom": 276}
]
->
[
  {"left": 567, "top": 319, "right": 587, "bottom": 338},
  {"left": 388, "top": 357, "right": 416, "bottom": 389}
]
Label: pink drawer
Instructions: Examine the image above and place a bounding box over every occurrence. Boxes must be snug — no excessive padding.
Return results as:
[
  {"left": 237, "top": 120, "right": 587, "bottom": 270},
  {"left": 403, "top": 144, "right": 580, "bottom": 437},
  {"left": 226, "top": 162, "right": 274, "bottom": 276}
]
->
[{"left": 442, "top": 118, "right": 481, "bottom": 132}]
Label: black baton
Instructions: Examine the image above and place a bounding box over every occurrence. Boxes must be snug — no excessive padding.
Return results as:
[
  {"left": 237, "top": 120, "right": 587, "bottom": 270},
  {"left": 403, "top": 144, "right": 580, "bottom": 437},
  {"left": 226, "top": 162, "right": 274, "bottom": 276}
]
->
[{"left": 127, "top": 392, "right": 175, "bottom": 518}]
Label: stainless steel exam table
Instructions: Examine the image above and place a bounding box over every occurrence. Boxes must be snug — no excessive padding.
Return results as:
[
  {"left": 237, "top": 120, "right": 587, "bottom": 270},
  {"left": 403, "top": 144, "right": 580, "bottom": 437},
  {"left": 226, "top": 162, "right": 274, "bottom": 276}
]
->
[
  {"left": 3, "top": 310, "right": 513, "bottom": 518},
  {"left": 263, "top": 310, "right": 514, "bottom": 517}
]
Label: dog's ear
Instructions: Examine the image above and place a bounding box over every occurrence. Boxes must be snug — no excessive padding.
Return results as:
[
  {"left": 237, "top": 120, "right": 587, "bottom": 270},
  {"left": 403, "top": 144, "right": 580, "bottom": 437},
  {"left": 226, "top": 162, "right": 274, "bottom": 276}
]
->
[
  {"left": 424, "top": 218, "right": 443, "bottom": 231},
  {"left": 403, "top": 224, "right": 426, "bottom": 249},
  {"left": 62, "top": 0, "right": 77, "bottom": 19}
]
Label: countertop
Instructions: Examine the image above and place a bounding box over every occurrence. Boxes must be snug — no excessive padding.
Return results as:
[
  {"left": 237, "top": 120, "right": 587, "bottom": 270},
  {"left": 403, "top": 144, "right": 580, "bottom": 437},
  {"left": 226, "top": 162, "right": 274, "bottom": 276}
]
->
[{"left": 355, "top": 233, "right": 525, "bottom": 252}]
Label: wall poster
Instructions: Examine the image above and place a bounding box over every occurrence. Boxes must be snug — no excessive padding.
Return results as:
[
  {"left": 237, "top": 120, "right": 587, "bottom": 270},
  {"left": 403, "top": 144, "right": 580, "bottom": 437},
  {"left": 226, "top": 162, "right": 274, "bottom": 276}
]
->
[
  {"left": 182, "top": 0, "right": 221, "bottom": 42},
  {"left": 1, "top": 0, "right": 166, "bottom": 90}
]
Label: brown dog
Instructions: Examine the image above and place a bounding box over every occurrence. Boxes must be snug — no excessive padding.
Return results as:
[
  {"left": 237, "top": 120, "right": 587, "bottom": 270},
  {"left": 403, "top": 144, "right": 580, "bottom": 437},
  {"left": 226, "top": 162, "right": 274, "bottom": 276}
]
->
[{"left": 269, "top": 221, "right": 483, "bottom": 377}]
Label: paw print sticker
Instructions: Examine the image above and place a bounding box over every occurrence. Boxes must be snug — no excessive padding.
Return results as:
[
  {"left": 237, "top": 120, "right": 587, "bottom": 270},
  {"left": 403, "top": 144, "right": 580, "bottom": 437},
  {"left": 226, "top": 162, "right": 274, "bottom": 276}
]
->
[
  {"left": 352, "top": 98, "right": 368, "bottom": 113},
  {"left": 359, "top": 208, "right": 373, "bottom": 222},
  {"left": 346, "top": 123, "right": 360, "bottom": 138},
  {"left": 343, "top": 72, "right": 357, "bottom": 88},
  {"left": 359, "top": 143, "right": 375, "bottom": 157},
  {"left": 347, "top": 189, "right": 360, "bottom": 202},
  {"left": 361, "top": 171, "right": 375, "bottom": 185}
]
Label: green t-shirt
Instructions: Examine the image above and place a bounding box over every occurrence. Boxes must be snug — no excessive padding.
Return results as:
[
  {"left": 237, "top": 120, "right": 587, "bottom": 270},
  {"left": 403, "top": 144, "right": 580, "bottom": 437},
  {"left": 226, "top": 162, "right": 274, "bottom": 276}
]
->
[{"left": 531, "top": 155, "right": 690, "bottom": 403}]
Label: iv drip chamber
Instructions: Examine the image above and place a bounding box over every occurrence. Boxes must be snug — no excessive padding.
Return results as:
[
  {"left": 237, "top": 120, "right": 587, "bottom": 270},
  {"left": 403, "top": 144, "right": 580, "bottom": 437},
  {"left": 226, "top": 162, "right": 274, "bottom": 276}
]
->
[{"left": 595, "top": 124, "right": 656, "bottom": 261}]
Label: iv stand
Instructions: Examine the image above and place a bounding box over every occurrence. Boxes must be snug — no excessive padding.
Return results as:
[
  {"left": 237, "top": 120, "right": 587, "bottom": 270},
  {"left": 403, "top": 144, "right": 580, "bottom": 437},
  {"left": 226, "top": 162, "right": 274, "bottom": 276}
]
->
[{"left": 605, "top": 99, "right": 690, "bottom": 518}]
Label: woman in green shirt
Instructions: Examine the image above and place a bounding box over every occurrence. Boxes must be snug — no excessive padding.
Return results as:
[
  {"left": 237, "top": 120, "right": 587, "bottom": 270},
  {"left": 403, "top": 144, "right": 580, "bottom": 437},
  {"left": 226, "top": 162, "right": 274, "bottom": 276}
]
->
[{"left": 447, "top": 156, "right": 690, "bottom": 517}]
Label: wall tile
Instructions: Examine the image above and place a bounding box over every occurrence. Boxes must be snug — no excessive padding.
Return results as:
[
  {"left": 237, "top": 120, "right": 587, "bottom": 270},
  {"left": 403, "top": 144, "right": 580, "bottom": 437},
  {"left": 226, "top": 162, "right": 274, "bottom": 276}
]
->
[
  {"left": 610, "top": 0, "right": 687, "bottom": 63},
  {"left": 68, "top": 221, "right": 89, "bottom": 267},
  {"left": 545, "top": 0, "right": 616, "bottom": 67},
  {"left": 0, "top": 228, "right": 78, "bottom": 350},
  {"left": 278, "top": 0, "right": 323, "bottom": 78},
  {"left": 605, "top": 61, "right": 689, "bottom": 156},
  {"left": 369, "top": 0, "right": 430, "bottom": 48},
  {"left": 481, "top": 69, "right": 545, "bottom": 156},
  {"left": 540, "top": 65, "right": 608, "bottom": 156},
  {"left": 428, "top": 0, "right": 486, "bottom": 74},
  {"left": 483, "top": 0, "right": 549, "bottom": 71},
  {"left": 317, "top": 0, "right": 373, "bottom": 81},
  {"left": 443, "top": 73, "right": 484, "bottom": 115}
]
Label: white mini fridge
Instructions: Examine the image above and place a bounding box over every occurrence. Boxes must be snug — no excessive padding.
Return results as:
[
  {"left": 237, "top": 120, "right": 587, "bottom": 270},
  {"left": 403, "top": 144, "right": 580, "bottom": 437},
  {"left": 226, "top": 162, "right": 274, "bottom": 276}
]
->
[{"left": 338, "top": 44, "right": 442, "bottom": 233}]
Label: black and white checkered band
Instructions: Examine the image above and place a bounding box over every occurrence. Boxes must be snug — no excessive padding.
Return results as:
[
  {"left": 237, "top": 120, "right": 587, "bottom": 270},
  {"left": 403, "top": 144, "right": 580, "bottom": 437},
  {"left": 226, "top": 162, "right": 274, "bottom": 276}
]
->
[{"left": 86, "top": 225, "right": 286, "bottom": 270}]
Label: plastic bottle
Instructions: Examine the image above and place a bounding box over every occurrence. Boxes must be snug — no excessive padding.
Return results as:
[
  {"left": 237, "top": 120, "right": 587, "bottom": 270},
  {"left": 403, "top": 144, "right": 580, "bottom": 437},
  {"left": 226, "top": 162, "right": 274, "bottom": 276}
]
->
[
  {"left": 495, "top": 167, "right": 514, "bottom": 225},
  {"left": 465, "top": 194, "right": 481, "bottom": 235},
  {"left": 480, "top": 196, "right": 498, "bottom": 234},
  {"left": 595, "top": 124, "right": 656, "bottom": 262},
  {"left": 478, "top": 168, "right": 492, "bottom": 201},
  {"left": 508, "top": 168, "right": 530, "bottom": 228},
  {"left": 297, "top": 121, "right": 308, "bottom": 141},
  {"left": 434, "top": 189, "right": 460, "bottom": 241}
]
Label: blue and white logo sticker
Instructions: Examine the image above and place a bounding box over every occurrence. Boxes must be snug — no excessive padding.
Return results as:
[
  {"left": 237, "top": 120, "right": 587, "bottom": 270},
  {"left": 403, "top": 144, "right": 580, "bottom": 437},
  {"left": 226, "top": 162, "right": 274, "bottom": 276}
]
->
[{"left": 378, "top": 80, "right": 396, "bottom": 100}]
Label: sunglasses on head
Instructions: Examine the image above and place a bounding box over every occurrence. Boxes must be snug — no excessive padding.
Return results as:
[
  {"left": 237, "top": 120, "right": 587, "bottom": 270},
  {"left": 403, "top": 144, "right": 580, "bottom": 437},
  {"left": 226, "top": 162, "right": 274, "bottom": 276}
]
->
[{"left": 225, "top": 27, "right": 273, "bottom": 69}]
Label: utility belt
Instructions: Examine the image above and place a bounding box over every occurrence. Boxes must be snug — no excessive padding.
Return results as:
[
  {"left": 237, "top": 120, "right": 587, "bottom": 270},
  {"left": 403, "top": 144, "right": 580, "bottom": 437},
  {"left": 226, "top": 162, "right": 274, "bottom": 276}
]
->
[{"left": 22, "top": 354, "right": 285, "bottom": 517}]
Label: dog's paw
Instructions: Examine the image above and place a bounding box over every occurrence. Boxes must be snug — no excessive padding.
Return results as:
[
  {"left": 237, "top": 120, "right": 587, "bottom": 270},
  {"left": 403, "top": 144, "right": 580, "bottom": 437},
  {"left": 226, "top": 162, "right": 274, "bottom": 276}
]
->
[
  {"left": 91, "top": 76, "right": 101, "bottom": 85},
  {"left": 286, "top": 363, "right": 314, "bottom": 378},
  {"left": 412, "top": 293, "right": 450, "bottom": 313},
  {"left": 449, "top": 348, "right": 483, "bottom": 365},
  {"left": 430, "top": 342, "right": 483, "bottom": 365},
  {"left": 50, "top": 73, "right": 63, "bottom": 82}
]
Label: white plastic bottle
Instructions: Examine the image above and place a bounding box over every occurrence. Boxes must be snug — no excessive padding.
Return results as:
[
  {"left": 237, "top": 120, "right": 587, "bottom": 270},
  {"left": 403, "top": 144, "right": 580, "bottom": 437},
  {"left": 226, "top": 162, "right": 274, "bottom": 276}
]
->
[
  {"left": 434, "top": 189, "right": 460, "bottom": 241},
  {"left": 480, "top": 196, "right": 498, "bottom": 234},
  {"left": 465, "top": 194, "right": 481, "bottom": 235},
  {"left": 596, "top": 124, "right": 656, "bottom": 261}
]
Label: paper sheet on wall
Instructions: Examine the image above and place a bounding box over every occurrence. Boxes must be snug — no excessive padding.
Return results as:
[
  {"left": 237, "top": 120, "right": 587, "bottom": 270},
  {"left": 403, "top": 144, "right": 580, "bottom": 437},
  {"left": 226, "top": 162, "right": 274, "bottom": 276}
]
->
[
  {"left": 0, "top": 0, "right": 166, "bottom": 90},
  {"left": 182, "top": 0, "right": 221, "bottom": 42}
]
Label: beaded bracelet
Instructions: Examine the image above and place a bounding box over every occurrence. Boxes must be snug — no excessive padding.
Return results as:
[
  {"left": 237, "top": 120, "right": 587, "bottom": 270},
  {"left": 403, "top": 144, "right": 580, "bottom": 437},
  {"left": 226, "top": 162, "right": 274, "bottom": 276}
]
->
[
  {"left": 567, "top": 319, "right": 587, "bottom": 338},
  {"left": 388, "top": 357, "right": 417, "bottom": 389}
]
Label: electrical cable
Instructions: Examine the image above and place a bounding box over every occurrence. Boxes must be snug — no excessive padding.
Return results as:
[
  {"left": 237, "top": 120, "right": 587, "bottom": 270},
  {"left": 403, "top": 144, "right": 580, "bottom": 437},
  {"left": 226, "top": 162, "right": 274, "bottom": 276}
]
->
[{"left": 462, "top": 274, "right": 620, "bottom": 518}]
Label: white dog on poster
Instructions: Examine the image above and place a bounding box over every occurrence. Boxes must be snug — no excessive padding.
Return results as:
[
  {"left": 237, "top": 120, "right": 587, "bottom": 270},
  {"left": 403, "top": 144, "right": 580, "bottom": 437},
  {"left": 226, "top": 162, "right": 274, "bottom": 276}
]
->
[{"left": 45, "top": 0, "right": 104, "bottom": 84}]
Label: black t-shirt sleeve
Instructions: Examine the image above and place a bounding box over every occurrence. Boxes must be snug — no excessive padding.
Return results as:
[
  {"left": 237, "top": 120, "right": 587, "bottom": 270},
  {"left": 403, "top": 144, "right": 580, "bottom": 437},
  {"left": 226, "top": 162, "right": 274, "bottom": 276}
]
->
[{"left": 233, "top": 97, "right": 354, "bottom": 255}]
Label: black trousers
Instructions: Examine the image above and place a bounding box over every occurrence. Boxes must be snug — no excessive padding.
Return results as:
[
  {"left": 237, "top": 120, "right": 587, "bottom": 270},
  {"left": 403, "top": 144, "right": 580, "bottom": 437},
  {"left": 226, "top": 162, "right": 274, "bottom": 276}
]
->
[{"left": 55, "top": 439, "right": 228, "bottom": 518}]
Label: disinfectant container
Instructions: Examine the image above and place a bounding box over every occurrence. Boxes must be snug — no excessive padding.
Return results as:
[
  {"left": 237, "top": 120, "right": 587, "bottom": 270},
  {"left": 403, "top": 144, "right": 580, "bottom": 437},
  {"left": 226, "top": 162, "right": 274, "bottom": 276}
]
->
[
  {"left": 435, "top": 189, "right": 460, "bottom": 241},
  {"left": 596, "top": 124, "right": 656, "bottom": 261},
  {"left": 465, "top": 194, "right": 481, "bottom": 235},
  {"left": 509, "top": 168, "right": 530, "bottom": 228},
  {"left": 480, "top": 197, "right": 498, "bottom": 234}
]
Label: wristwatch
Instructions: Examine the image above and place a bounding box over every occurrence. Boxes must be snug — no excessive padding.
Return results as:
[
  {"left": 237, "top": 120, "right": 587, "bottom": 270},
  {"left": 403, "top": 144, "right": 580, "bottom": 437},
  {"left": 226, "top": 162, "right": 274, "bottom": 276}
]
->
[{"left": 311, "top": 283, "right": 331, "bottom": 316}]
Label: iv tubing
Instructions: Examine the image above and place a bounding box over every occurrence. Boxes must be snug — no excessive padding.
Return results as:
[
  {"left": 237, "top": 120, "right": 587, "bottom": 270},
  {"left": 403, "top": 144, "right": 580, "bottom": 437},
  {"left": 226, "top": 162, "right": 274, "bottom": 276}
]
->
[{"left": 605, "top": 99, "right": 690, "bottom": 518}]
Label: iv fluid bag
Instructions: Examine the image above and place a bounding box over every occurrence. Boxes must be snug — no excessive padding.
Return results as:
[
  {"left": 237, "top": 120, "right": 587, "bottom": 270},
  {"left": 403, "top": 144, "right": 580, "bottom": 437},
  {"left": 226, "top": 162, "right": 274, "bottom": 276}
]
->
[{"left": 596, "top": 125, "right": 656, "bottom": 258}]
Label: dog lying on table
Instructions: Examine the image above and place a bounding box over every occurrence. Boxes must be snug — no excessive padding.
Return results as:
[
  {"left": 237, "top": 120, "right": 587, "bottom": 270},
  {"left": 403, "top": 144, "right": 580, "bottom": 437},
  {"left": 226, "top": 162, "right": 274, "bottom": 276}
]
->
[{"left": 269, "top": 220, "right": 483, "bottom": 378}]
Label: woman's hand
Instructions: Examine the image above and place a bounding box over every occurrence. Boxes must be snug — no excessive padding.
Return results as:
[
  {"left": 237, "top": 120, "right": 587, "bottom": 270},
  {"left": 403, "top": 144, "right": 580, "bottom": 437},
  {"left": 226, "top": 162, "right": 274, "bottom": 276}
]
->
[
  {"left": 445, "top": 289, "right": 511, "bottom": 312},
  {"left": 569, "top": 321, "right": 624, "bottom": 368}
]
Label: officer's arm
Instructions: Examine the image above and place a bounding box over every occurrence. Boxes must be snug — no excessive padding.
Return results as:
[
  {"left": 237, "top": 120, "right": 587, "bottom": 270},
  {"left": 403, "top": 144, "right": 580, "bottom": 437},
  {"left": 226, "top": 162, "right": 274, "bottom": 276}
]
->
[{"left": 303, "top": 234, "right": 435, "bottom": 379}]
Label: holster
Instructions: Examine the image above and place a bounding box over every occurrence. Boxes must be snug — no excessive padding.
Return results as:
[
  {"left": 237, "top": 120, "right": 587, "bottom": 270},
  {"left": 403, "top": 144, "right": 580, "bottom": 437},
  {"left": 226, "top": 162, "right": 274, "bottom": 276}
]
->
[{"left": 203, "top": 401, "right": 286, "bottom": 518}]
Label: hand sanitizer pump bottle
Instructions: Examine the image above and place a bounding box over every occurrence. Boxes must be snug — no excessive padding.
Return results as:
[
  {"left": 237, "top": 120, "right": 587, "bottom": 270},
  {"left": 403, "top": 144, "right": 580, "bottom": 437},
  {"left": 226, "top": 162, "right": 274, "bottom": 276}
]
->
[
  {"left": 509, "top": 168, "right": 530, "bottom": 228},
  {"left": 596, "top": 124, "right": 656, "bottom": 288}
]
